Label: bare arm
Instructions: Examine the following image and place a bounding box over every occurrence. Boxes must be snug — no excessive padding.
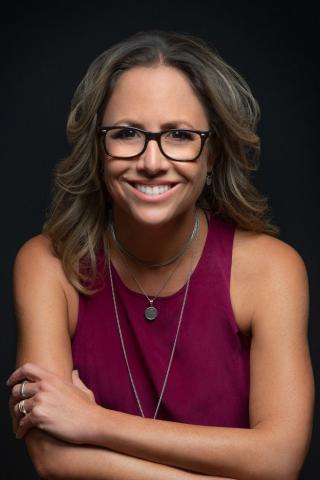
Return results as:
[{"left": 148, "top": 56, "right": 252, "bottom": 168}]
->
[
  {"left": 11, "top": 235, "right": 233, "bottom": 480},
  {"left": 27, "top": 430, "right": 234, "bottom": 480}
]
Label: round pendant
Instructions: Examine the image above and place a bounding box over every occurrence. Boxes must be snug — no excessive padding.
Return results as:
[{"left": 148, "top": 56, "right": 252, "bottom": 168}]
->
[{"left": 145, "top": 305, "right": 158, "bottom": 321}]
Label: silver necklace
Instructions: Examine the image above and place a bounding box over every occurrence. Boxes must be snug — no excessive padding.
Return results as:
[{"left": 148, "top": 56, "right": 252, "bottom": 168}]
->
[
  {"left": 110, "top": 213, "right": 199, "bottom": 268},
  {"left": 118, "top": 249, "right": 184, "bottom": 321},
  {"left": 107, "top": 239, "right": 195, "bottom": 419}
]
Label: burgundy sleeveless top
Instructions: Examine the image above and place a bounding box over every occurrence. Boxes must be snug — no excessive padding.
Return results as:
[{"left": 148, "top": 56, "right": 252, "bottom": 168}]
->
[{"left": 72, "top": 213, "right": 251, "bottom": 427}]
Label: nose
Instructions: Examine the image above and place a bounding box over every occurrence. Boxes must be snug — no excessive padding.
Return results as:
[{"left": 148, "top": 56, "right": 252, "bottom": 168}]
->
[{"left": 136, "top": 138, "right": 169, "bottom": 175}]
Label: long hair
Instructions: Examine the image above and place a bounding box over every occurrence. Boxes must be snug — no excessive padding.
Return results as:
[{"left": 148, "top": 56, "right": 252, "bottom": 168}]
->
[{"left": 42, "top": 29, "right": 279, "bottom": 295}]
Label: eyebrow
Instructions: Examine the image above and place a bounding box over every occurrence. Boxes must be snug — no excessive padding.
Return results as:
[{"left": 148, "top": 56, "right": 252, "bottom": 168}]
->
[{"left": 112, "top": 119, "right": 197, "bottom": 129}]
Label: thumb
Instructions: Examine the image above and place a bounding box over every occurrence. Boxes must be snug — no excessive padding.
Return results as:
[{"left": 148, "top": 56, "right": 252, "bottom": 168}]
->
[{"left": 72, "top": 370, "right": 87, "bottom": 389}]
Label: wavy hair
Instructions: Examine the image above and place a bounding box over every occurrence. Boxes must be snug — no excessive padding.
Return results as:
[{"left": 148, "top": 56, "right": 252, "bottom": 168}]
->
[{"left": 42, "top": 29, "right": 280, "bottom": 295}]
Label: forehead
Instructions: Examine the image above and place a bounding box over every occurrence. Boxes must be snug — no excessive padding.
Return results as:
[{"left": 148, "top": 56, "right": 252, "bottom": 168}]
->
[{"left": 102, "top": 65, "right": 209, "bottom": 128}]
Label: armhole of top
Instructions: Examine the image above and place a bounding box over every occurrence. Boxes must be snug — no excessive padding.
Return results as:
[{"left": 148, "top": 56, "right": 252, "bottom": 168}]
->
[
  {"left": 71, "top": 249, "right": 105, "bottom": 343},
  {"left": 225, "top": 223, "right": 241, "bottom": 336},
  {"left": 70, "top": 291, "right": 84, "bottom": 343}
]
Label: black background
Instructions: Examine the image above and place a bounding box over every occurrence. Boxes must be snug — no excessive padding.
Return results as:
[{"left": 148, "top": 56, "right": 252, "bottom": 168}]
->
[{"left": 1, "top": 1, "right": 319, "bottom": 478}]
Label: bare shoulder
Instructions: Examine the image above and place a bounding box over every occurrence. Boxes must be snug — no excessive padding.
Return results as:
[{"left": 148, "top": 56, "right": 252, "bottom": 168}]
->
[
  {"left": 231, "top": 228, "right": 309, "bottom": 335},
  {"left": 14, "top": 233, "right": 79, "bottom": 338},
  {"left": 15, "top": 233, "right": 63, "bottom": 276},
  {"left": 234, "top": 227, "right": 308, "bottom": 274}
]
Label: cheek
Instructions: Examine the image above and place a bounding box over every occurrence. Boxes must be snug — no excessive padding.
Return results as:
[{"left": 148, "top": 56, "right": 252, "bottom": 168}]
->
[
  {"left": 192, "top": 166, "right": 208, "bottom": 199},
  {"left": 102, "top": 165, "right": 121, "bottom": 201},
  {"left": 182, "top": 163, "right": 207, "bottom": 192},
  {"left": 103, "top": 160, "right": 122, "bottom": 188}
]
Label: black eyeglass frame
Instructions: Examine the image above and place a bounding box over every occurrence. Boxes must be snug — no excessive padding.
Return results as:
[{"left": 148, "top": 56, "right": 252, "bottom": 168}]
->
[{"left": 97, "top": 126, "right": 212, "bottom": 162}]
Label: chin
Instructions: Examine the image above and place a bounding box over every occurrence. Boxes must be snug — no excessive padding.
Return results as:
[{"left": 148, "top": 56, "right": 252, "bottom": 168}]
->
[{"left": 126, "top": 205, "right": 184, "bottom": 227}]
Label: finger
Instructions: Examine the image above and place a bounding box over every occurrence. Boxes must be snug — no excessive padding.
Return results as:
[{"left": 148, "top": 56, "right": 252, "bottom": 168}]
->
[
  {"left": 9, "top": 394, "right": 19, "bottom": 416},
  {"left": 14, "top": 398, "right": 34, "bottom": 418},
  {"left": 6, "top": 363, "right": 50, "bottom": 387},
  {"left": 12, "top": 411, "right": 19, "bottom": 434},
  {"left": 9, "top": 396, "right": 16, "bottom": 418},
  {"left": 16, "top": 413, "right": 33, "bottom": 440},
  {"left": 8, "top": 396, "right": 19, "bottom": 434},
  {"left": 11, "top": 381, "right": 38, "bottom": 400}
]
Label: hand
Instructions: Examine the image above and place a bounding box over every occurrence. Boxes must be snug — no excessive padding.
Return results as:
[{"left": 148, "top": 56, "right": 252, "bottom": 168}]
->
[{"left": 6, "top": 363, "right": 99, "bottom": 444}]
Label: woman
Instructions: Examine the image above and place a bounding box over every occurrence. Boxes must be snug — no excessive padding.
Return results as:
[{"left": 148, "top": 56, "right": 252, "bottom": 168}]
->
[{"left": 7, "top": 30, "right": 314, "bottom": 479}]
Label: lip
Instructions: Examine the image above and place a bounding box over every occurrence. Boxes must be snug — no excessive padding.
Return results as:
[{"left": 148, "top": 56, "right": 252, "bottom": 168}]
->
[
  {"left": 125, "top": 180, "right": 180, "bottom": 202},
  {"left": 128, "top": 180, "right": 178, "bottom": 187}
]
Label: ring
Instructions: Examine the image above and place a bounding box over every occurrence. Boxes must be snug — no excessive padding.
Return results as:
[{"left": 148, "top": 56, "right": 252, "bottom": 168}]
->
[
  {"left": 18, "top": 400, "right": 27, "bottom": 416},
  {"left": 19, "top": 380, "right": 28, "bottom": 398}
]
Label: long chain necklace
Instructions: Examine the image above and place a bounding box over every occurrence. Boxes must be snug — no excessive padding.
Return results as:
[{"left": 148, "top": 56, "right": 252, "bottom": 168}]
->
[
  {"left": 110, "top": 213, "right": 199, "bottom": 268},
  {"left": 107, "top": 239, "right": 195, "bottom": 419}
]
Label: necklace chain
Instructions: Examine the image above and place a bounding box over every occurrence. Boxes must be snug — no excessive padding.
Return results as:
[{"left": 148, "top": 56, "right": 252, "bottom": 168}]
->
[
  {"left": 119, "top": 248, "right": 183, "bottom": 305},
  {"left": 107, "top": 239, "right": 195, "bottom": 419},
  {"left": 110, "top": 213, "right": 199, "bottom": 268},
  {"left": 112, "top": 212, "right": 199, "bottom": 320}
]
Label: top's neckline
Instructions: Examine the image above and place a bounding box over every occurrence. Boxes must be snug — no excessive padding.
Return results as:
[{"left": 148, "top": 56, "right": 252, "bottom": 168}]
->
[{"left": 109, "top": 211, "right": 214, "bottom": 302}]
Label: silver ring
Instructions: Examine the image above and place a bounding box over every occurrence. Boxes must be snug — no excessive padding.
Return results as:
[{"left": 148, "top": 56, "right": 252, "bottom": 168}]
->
[
  {"left": 20, "top": 380, "right": 28, "bottom": 398},
  {"left": 18, "top": 400, "right": 27, "bottom": 416}
]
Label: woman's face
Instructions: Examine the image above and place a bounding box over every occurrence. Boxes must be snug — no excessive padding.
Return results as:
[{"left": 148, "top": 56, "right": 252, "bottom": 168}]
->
[{"left": 101, "top": 64, "right": 212, "bottom": 226}]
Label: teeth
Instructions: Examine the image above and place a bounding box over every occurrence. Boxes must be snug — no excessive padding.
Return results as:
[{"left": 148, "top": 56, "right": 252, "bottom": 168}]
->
[{"left": 136, "top": 184, "right": 172, "bottom": 196}]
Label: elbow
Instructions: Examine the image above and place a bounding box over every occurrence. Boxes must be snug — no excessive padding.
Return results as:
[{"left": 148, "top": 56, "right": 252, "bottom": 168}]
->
[
  {"left": 272, "top": 445, "right": 310, "bottom": 480},
  {"left": 249, "top": 456, "right": 301, "bottom": 480},
  {"left": 263, "top": 460, "right": 302, "bottom": 480},
  {"left": 272, "top": 434, "right": 312, "bottom": 480},
  {"left": 250, "top": 432, "right": 310, "bottom": 480},
  {"left": 24, "top": 429, "right": 63, "bottom": 479}
]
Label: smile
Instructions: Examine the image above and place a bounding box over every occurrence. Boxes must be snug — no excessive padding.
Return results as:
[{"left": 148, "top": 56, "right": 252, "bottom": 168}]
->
[
  {"left": 126, "top": 181, "right": 179, "bottom": 202},
  {"left": 134, "top": 184, "right": 172, "bottom": 196}
]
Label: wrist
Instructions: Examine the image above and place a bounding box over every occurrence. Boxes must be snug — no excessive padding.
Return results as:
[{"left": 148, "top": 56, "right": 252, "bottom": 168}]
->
[{"left": 81, "top": 403, "right": 108, "bottom": 446}]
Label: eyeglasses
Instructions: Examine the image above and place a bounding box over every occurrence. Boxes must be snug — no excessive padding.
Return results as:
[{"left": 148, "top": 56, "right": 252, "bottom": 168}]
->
[{"left": 97, "top": 126, "right": 212, "bottom": 162}]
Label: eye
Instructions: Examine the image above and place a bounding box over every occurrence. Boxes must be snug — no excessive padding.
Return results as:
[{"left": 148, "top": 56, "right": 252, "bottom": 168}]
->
[
  {"left": 110, "top": 128, "right": 141, "bottom": 140},
  {"left": 166, "top": 130, "right": 195, "bottom": 141}
]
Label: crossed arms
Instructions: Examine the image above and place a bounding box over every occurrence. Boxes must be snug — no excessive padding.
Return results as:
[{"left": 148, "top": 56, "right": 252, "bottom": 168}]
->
[{"left": 7, "top": 234, "right": 315, "bottom": 479}]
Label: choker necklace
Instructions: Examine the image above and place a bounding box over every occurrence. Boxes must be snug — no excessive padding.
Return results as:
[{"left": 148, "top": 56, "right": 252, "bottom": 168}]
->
[
  {"left": 107, "top": 238, "right": 195, "bottom": 419},
  {"left": 110, "top": 212, "right": 199, "bottom": 268}
]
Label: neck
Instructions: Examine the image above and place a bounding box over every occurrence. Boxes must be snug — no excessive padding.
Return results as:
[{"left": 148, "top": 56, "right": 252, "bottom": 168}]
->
[{"left": 109, "top": 207, "right": 199, "bottom": 266}]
